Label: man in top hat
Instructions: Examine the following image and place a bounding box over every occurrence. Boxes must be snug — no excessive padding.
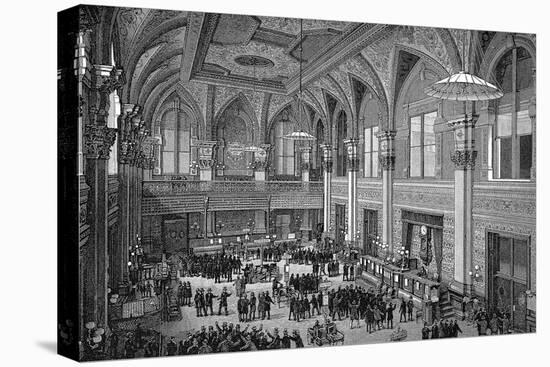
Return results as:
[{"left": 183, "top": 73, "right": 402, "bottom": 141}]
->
[{"left": 205, "top": 288, "right": 216, "bottom": 316}]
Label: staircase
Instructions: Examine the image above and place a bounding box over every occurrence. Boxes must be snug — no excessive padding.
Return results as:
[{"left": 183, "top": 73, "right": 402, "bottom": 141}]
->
[{"left": 438, "top": 286, "right": 455, "bottom": 319}]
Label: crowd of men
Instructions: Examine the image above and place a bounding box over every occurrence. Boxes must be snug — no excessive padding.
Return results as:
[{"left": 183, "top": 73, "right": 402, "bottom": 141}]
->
[
  {"left": 236, "top": 291, "right": 275, "bottom": 322},
  {"left": 288, "top": 273, "right": 322, "bottom": 294},
  {"left": 287, "top": 248, "right": 334, "bottom": 266},
  {"left": 165, "top": 323, "right": 304, "bottom": 355},
  {"left": 421, "top": 319, "right": 463, "bottom": 339},
  {"left": 320, "top": 284, "right": 417, "bottom": 332},
  {"left": 473, "top": 309, "right": 512, "bottom": 336},
  {"left": 187, "top": 286, "right": 233, "bottom": 317},
  {"left": 180, "top": 253, "right": 242, "bottom": 283}
]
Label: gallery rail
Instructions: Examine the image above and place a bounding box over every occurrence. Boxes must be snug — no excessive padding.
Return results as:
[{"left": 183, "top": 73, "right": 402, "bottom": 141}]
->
[{"left": 142, "top": 180, "right": 324, "bottom": 197}]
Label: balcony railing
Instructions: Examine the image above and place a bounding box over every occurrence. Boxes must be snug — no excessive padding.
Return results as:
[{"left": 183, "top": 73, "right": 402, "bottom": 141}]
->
[{"left": 143, "top": 180, "right": 323, "bottom": 197}]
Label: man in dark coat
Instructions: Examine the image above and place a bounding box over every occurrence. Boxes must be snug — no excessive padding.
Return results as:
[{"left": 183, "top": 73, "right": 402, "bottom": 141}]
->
[
  {"left": 399, "top": 297, "right": 407, "bottom": 322},
  {"left": 386, "top": 302, "right": 396, "bottom": 329}
]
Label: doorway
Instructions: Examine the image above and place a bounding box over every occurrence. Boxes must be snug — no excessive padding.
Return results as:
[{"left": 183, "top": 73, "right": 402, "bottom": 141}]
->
[
  {"left": 487, "top": 232, "right": 530, "bottom": 331},
  {"left": 363, "top": 209, "right": 378, "bottom": 255},
  {"left": 335, "top": 204, "right": 346, "bottom": 245}
]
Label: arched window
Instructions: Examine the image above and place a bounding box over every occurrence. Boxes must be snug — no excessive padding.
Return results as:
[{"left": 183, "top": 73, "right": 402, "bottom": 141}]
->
[
  {"left": 336, "top": 110, "right": 347, "bottom": 177},
  {"left": 396, "top": 61, "right": 440, "bottom": 179},
  {"left": 271, "top": 108, "right": 296, "bottom": 175},
  {"left": 362, "top": 98, "right": 380, "bottom": 178},
  {"left": 216, "top": 100, "right": 254, "bottom": 176},
  {"left": 159, "top": 100, "right": 195, "bottom": 175},
  {"left": 493, "top": 46, "right": 534, "bottom": 180}
]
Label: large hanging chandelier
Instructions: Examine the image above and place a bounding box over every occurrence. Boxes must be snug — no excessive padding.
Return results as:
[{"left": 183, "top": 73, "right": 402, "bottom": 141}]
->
[
  {"left": 424, "top": 30, "right": 503, "bottom": 105},
  {"left": 284, "top": 19, "right": 316, "bottom": 142}
]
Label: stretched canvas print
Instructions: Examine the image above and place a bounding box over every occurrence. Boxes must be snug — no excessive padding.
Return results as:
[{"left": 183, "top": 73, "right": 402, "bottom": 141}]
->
[{"left": 57, "top": 4, "right": 537, "bottom": 362}]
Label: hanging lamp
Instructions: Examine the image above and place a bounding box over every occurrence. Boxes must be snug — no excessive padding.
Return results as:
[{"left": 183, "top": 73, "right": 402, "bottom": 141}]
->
[
  {"left": 424, "top": 30, "right": 503, "bottom": 105},
  {"left": 284, "top": 19, "right": 316, "bottom": 142}
]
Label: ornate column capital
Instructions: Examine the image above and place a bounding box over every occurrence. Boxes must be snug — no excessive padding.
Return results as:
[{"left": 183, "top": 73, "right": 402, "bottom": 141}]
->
[
  {"left": 135, "top": 136, "right": 159, "bottom": 170},
  {"left": 118, "top": 104, "right": 150, "bottom": 166},
  {"left": 448, "top": 116, "right": 478, "bottom": 170},
  {"left": 196, "top": 140, "right": 218, "bottom": 170},
  {"left": 299, "top": 146, "right": 312, "bottom": 171},
  {"left": 83, "top": 124, "right": 117, "bottom": 160},
  {"left": 450, "top": 150, "right": 478, "bottom": 169},
  {"left": 377, "top": 130, "right": 396, "bottom": 171},
  {"left": 92, "top": 65, "right": 125, "bottom": 95},
  {"left": 250, "top": 144, "right": 271, "bottom": 171},
  {"left": 344, "top": 138, "right": 360, "bottom": 172},
  {"left": 320, "top": 144, "right": 333, "bottom": 173}
]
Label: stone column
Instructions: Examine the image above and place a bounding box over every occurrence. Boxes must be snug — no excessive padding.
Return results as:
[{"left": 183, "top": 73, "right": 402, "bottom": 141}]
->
[
  {"left": 300, "top": 146, "right": 312, "bottom": 182},
  {"left": 378, "top": 131, "right": 396, "bottom": 251},
  {"left": 83, "top": 118, "right": 117, "bottom": 331},
  {"left": 118, "top": 104, "right": 148, "bottom": 290},
  {"left": 320, "top": 144, "right": 333, "bottom": 234},
  {"left": 82, "top": 64, "right": 120, "bottom": 330},
  {"left": 344, "top": 139, "right": 359, "bottom": 246},
  {"left": 449, "top": 116, "right": 478, "bottom": 295}
]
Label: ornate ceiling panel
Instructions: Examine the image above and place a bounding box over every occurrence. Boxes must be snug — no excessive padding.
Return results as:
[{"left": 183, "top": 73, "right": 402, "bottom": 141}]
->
[
  {"left": 188, "top": 13, "right": 358, "bottom": 93},
  {"left": 256, "top": 17, "right": 351, "bottom": 34},
  {"left": 205, "top": 40, "right": 298, "bottom": 81}
]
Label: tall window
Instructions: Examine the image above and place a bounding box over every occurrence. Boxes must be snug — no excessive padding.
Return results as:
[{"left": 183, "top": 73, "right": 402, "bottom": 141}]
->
[
  {"left": 272, "top": 111, "right": 295, "bottom": 175},
  {"left": 364, "top": 127, "right": 379, "bottom": 178},
  {"left": 493, "top": 46, "right": 534, "bottom": 180},
  {"left": 336, "top": 110, "right": 347, "bottom": 177},
  {"left": 160, "top": 101, "right": 194, "bottom": 175},
  {"left": 410, "top": 111, "right": 436, "bottom": 178}
]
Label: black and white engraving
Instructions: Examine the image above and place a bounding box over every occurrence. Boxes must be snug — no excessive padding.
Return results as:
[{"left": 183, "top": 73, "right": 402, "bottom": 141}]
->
[{"left": 57, "top": 5, "right": 536, "bottom": 362}]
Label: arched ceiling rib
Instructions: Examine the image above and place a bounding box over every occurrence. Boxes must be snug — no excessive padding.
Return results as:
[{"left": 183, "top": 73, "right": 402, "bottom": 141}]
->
[{"left": 99, "top": 8, "right": 475, "bottom": 132}]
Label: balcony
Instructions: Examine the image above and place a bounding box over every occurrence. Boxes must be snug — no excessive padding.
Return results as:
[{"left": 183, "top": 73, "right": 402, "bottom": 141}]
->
[{"left": 142, "top": 180, "right": 323, "bottom": 215}]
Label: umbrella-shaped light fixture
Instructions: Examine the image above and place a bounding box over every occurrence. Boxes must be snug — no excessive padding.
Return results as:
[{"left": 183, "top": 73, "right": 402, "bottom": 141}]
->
[
  {"left": 283, "top": 130, "right": 316, "bottom": 141},
  {"left": 283, "top": 19, "right": 316, "bottom": 143},
  {"left": 424, "top": 30, "right": 503, "bottom": 104},
  {"left": 424, "top": 71, "right": 503, "bottom": 101}
]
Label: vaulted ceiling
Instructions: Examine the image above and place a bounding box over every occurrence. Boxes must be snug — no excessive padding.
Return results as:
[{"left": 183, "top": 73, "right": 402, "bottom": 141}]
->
[{"left": 87, "top": 5, "right": 499, "bottom": 134}]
